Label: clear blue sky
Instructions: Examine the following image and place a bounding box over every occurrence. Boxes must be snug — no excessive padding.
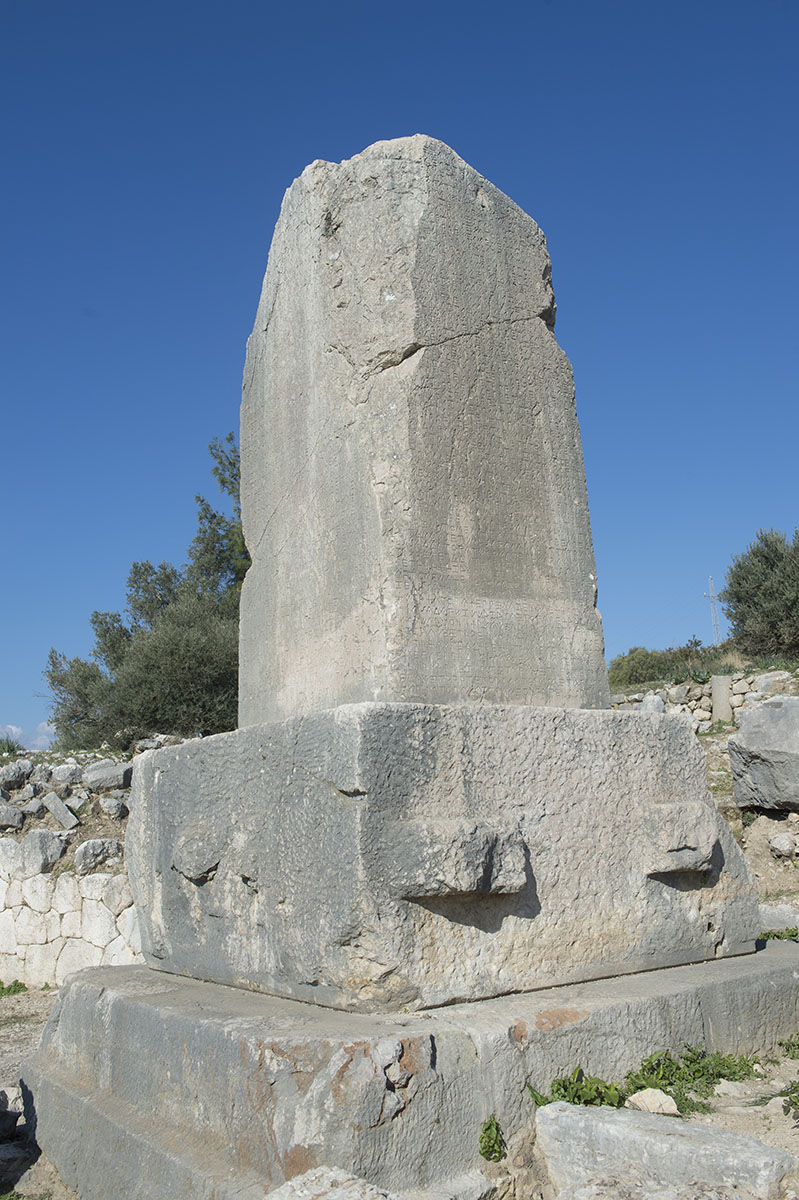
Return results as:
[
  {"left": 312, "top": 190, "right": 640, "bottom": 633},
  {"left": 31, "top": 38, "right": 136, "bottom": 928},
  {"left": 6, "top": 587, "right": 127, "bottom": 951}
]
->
[{"left": 2, "top": 0, "right": 797, "bottom": 747}]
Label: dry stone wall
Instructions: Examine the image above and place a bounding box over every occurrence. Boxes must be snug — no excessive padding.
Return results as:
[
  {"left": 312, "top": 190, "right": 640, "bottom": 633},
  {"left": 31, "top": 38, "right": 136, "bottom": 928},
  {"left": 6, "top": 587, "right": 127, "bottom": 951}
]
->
[
  {"left": 0, "top": 736, "right": 186, "bottom": 989},
  {"left": 611, "top": 669, "right": 799, "bottom": 731}
]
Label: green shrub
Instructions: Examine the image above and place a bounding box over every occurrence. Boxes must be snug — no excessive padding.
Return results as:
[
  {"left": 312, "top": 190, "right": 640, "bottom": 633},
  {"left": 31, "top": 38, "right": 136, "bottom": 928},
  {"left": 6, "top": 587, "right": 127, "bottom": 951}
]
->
[{"left": 0, "top": 735, "right": 23, "bottom": 756}]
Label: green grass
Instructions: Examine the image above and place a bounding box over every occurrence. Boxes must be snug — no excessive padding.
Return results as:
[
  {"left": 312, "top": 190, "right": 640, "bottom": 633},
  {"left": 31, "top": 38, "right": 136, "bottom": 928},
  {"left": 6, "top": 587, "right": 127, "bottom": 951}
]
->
[
  {"left": 0, "top": 737, "right": 23, "bottom": 757},
  {"left": 761, "top": 928, "right": 799, "bottom": 941}
]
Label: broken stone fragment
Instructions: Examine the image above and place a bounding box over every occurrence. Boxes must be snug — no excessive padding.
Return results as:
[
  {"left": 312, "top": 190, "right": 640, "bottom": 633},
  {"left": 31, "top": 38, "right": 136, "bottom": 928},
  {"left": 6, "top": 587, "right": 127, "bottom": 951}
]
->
[
  {"left": 536, "top": 1102, "right": 797, "bottom": 1197},
  {"left": 42, "top": 790, "right": 79, "bottom": 830},
  {"left": 74, "top": 838, "right": 123, "bottom": 876},
  {"left": 624, "top": 1088, "right": 680, "bottom": 1116},
  {"left": 0, "top": 803, "right": 23, "bottom": 831}
]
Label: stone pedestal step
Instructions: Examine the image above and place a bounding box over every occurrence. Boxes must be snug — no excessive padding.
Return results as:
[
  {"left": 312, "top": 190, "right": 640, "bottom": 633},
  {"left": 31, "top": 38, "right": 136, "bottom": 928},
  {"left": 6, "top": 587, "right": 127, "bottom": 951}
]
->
[{"left": 23, "top": 945, "right": 799, "bottom": 1200}]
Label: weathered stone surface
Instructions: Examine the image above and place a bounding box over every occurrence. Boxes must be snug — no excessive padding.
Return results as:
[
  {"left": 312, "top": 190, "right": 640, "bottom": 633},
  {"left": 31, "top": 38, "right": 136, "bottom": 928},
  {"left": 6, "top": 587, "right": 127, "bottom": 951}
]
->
[
  {"left": 239, "top": 135, "right": 608, "bottom": 727},
  {"left": 25, "top": 948, "right": 799, "bottom": 1200},
  {"left": 268, "top": 1167, "right": 403, "bottom": 1200},
  {"left": 535, "top": 1102, "right": 796, "bottom": 1197},
  {"left": 554, "top": 1177, "right": 760, "bottom": 1199},
  {"left": 83, "top": 758, "right": 132, "bottom": 792},
  {"left": 0, "top": 759, "right": 32, "bottom": 790},
  {"left": 0, "top": 803, "right": 23, "bottom": 830},
  {"left": 129, "top": 704, "right": 758, "bottom": 1012},
  {"left": 730, "top": 697, "right": 799, "bottom": 811},
  {"left": 712, "top": 675, "right": 733, "bottom": 725},
  {"left": 74, "top": 837, "right": 122, "bottom": 875},
  {"left": 624, "top": 1087, "right": 680, "bottom": 1115},
  {"left": 49, "top": 762, "right": 83, "bottom": 788},
  {"left": 41, "top": 790, "right": 78, "bottom": 830},
  {"left": 759, "top": 902, "right": 799, "bottom": 931},
  {"left": 0, "top": 830, "right": 65, "bottom": 880}
]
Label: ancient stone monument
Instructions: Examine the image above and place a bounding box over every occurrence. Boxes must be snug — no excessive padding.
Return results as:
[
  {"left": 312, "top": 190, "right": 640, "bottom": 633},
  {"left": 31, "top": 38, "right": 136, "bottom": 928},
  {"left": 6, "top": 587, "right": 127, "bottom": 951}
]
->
[{"left": 28, "top": 136, "right": 786, "bottom": 1200}]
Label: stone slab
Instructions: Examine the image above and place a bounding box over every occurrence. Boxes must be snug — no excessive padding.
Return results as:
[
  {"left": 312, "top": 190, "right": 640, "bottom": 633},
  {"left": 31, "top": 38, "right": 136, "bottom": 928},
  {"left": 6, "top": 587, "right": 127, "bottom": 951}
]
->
[
  {"left": 128, "top": 704, "right": 759, "bottom": 1012},
  {"left": 24, "top": 947, "right": 799, "bottom": 1200},
  {"left": 536, "top": 1102, "right": 796, "bottom": 1197},
  {"left": 239, "top": 135, "right": 608, "bottom": 726},
  {"left": 730, "top": 697, "right": 799, "bottom": 811}
]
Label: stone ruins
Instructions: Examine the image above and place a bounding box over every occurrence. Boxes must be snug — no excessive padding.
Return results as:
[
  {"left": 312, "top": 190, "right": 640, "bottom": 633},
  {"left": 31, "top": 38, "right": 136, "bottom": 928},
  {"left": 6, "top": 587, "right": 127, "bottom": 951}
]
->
[{"left": 25, "top": 136, "right": 798, "bottom": 1200}]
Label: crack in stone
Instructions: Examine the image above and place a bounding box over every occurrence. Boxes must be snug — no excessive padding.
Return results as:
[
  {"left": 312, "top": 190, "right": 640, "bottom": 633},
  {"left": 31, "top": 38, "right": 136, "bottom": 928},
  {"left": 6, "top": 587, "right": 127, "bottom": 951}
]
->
[{"left": 361, "top": 313, "right": 548, "bottom": 379}]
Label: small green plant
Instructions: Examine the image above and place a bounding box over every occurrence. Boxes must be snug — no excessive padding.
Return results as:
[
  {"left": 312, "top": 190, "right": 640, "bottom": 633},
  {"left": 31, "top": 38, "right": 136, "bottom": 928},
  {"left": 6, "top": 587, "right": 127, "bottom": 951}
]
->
[
  {"left": 625, "top": 1044, "right": 758, "bottom": 1114},
  {"left": 534, "top": 1066, "right": 625, "bottom": 1108},
  {"left": 528, "top": 1044, "right": 759, "bottom": 1117},
  {"left": 761, "top": 928, "right": 799, "bottom": 940},
  {"left": 41, "top": 981, "right": 51, "bottom": 990},
  {"left": 779, "top": 1034, "right": 799, "bottom": 1058},
  {"left": 783, "top": 1080, "right": 799, "bottom": 1119},
  {"left": 0, "top": 735, "right": 23, "bottom": 757},
  {"left": 741, "top": 809, "right": 757, "bottom": 827},
  {"left": 478, "top": 1114, "right": 506, "bottom": 1162},
  {"left": 0, "top": 979, "right": 26, "bottom": 998}
]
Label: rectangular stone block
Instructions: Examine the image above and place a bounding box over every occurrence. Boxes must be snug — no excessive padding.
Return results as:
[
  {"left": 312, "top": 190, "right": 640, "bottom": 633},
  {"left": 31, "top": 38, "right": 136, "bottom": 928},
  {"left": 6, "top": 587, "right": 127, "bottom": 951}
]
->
[
  {"left": 24, "top": 949, "right": 799, "bottom": 1200},
  {"left": 128, "top": 704, "right": 759, "bottom": 1012},
  {"left": 239, "top": 136, "right": 608, "bottom": 725}
]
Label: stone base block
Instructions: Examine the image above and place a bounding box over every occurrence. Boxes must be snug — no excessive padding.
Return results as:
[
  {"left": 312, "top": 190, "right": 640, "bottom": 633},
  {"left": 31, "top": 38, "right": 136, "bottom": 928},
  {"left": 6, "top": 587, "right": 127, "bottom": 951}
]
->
[
  {"left": 128, "top": 704, "right": 759, "bottom": 1012},
  {"left": 24, "top": 949, "right": 799, "bottom": 1200}
]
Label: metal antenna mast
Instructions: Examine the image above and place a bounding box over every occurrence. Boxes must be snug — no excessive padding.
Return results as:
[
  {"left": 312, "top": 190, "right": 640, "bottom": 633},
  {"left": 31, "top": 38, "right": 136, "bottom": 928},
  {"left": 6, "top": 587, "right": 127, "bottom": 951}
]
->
[{"left": 705, "top": 576, "right": 721, "bottom": 646}]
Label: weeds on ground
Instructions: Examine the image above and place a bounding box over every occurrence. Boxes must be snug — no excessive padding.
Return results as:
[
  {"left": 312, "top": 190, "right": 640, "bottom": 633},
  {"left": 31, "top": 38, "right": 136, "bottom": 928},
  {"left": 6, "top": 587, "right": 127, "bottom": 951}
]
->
[
  {"left": 527, "top": 1044, "right": 759, "bottom": 1117},
  {"left": 0, "top": 737, "right": 23, "bottom": 757},
  {"left": 0, "top": 980, "right": 26, "bottom": 998},
  {"left": 761, "top": 928, "right": 799, "bottom": 941},
  {"left": 779, "top": 1033, "right": 799, "bottom": 1059},
  {"left": 783, "top": 1080, "right": 799, "bottom": 1120}
]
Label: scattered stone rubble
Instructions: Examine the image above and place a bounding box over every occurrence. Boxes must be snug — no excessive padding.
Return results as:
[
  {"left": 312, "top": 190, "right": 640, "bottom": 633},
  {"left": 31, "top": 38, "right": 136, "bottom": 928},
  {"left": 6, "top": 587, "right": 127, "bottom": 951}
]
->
[{"left": 0, "top": 735, "right": 187, "bottom": 988}]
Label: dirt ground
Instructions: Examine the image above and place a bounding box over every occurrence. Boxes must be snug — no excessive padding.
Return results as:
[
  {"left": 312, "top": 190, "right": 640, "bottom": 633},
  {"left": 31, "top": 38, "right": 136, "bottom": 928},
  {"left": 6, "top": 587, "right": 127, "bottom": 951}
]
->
[{"left": 4, "top": 728, "right": 799, "bottom": 1197}]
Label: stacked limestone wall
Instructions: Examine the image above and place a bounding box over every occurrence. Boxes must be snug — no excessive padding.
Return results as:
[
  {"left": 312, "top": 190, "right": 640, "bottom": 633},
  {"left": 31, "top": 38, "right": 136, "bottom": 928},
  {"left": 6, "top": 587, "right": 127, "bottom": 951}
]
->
[
  {"left": 611, "top": 669, "right": 799, "bottom": 731},
  {"left": 0, "top": 736, "right": 188, "bottom": 989},
  {"left": 0, "top": 869, "right": 141, "bottom": 988}
]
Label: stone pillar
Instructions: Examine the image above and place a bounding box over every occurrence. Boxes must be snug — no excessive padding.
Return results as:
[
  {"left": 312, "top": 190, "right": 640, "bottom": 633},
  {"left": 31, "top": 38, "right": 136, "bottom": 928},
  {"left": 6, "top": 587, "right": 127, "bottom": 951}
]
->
[
  {"left": 239, "top": 135, "right": 609, "bottom": 727},
  {"left": 712, "top": 674, "right": 733, "bottom": 725}
]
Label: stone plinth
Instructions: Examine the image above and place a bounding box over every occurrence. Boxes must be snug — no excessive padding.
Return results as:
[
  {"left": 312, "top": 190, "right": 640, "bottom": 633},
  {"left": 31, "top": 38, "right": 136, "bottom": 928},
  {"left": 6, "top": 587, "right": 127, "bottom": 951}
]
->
[
  {"left": 24, "top": 948, "right": 799, "bottom": 1200},
  {"left": 239, "top": 135, "right": 608, "bottom": 726},
  {"left": 128, "top": 704, "right": 759, "bottom": 1013}
]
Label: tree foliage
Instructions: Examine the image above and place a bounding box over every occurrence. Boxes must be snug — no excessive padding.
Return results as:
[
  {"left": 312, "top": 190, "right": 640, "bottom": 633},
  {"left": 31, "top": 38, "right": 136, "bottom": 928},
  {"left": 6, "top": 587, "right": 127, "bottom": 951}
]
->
[
  {"left": 46, "top": 434, "right": 249, "bottom": 749},
  {"left": 720, "top": 528, "right": 799, "bottom": 659}
]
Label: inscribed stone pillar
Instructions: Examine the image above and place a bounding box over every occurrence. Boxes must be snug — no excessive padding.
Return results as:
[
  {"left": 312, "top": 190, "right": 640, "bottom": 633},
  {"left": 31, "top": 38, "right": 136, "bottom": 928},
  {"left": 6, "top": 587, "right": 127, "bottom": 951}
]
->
[{"left": 239, "top": 134, "right": 609, "bottom": 726}]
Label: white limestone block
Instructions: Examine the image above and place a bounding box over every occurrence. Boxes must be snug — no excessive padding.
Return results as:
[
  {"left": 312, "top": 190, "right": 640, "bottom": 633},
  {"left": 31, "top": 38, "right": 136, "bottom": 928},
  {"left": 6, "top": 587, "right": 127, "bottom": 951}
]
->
[
  {"left": 14, "top": 904, "right": 46, "bottom": 945},
  {"left": 55, "top": 938, "right": 103, "bottom": 985},
  {"left": 102, "top": 873, "right": 133, "bottom": 916},
  {"left": 22, "top": 873, "right": 55, "bottom": 913},
  {"left": 52, "top": 872, "right": 81, "bottom": 914},
  {"left": 79, "top": 873, "right": 112, "bottom": 902},
  {"left": 45, "top": 909, "right": 61, "bottom": 940},
  {"left": 60, "top": 910, "right": 81, "bottom": 939},
  {"left": 0, "top": 910, "right": 16, "bottom": 955},
  {"left": 4, "top": 880, "right": 22, "bottom": 908},
  {"left": 116, "top": 904, "right": 141, "bottom": 954},
  {"left": 0, "top": 952, "right": 20, "bottom": 981},
  {"left": 102, "top": 935, "right": 141, "bottom": 966},
  {"left": 81, "top": 899, "right": 117, "bottom": 948},
  {"left": 25, "top": 939, "right": 64, "bottom": 988}
]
